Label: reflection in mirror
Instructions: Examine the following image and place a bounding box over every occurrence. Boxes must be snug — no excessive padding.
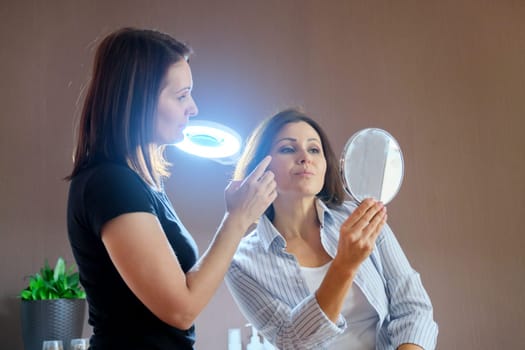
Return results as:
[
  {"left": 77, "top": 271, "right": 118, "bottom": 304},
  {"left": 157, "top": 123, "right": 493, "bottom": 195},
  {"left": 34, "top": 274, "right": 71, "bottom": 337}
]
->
[{"left": 340, "top": 128, "right": 404, "bottom": 204}]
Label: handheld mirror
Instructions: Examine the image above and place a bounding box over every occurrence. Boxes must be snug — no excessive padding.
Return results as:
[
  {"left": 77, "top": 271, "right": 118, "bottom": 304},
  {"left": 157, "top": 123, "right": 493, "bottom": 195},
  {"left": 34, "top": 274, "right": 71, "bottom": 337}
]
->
[{"left": 340, "top": 128, "right": 404, "bottom": 205}]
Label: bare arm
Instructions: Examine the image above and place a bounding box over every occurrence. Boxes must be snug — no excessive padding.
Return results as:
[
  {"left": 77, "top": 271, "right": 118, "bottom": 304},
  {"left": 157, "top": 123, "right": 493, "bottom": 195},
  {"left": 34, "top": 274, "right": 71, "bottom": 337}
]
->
[
  {"left": 315, "top": 199, "right": 387, "bottom": 322},
  {"left": 102, "top": 156, "right": 277, "bottom": 329}
]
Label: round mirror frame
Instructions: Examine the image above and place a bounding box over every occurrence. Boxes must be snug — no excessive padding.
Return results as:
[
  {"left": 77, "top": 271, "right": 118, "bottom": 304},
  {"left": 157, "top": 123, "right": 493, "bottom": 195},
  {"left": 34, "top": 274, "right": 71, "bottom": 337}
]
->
[{"left": 339, "top": 128, "right": 404, "bottom": 204}]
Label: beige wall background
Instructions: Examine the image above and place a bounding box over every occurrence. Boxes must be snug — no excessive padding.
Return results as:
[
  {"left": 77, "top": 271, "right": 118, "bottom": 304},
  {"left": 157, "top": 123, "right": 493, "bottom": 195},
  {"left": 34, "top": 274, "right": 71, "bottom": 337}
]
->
[{"left": 1, "top": 1, "right": 524, "bottom": 349}]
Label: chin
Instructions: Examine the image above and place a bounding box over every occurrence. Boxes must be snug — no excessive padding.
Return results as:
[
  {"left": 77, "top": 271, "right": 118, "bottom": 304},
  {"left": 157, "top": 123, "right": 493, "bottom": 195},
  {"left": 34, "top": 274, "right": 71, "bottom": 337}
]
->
[
  {"left": 172, "top": 134, "right": 184, "bottom": 144},
  {"left": 160, "top": 132, "right": 184, "bottom": 145}
]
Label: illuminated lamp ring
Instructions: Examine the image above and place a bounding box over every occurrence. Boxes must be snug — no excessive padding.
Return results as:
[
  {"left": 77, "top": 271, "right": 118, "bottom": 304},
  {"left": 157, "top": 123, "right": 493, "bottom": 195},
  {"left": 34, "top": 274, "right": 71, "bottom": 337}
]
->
[{"left": 174, "top": 120, "right": 242, "bottom": 159}]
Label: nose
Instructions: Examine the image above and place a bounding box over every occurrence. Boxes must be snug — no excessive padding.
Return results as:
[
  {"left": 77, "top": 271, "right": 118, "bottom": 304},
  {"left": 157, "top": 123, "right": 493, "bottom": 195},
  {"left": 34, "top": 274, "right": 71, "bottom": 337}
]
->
[
  {"left": 187, "top": 96, "right": 198, "bottom": 118},
  {"left": 296, "top": 150, "right": 311, "bottom": 165}
]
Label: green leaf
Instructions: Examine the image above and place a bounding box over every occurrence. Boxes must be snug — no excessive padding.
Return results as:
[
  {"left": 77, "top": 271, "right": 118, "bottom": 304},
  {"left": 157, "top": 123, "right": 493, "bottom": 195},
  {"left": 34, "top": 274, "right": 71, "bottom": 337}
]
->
[
  {"left": 67, "top": 273, "right": 80, "bottom": 287},
  {"left": 20, "top": 290, "right": 32, "bottom": 300},
  {"left": 29, "top": 275, "right": 40, "bottom": 290},
  {"left": 54, "top": 257, "right": 66, "bottom": 282},
  {"left": 19, "top": 257, "right": 86, "bottom": 300},
  {"left": 38, "top": 289, "right": 47, "bottom": 299},
  {"left": 41, "top": 261, "right": 53, "bottom": 281}
]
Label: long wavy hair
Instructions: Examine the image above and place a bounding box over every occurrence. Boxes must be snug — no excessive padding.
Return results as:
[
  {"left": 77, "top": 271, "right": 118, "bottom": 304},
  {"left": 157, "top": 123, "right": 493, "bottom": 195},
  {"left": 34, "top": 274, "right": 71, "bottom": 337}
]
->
[{"left": 67, "top": 27, "right": 192, "bottom": 188}]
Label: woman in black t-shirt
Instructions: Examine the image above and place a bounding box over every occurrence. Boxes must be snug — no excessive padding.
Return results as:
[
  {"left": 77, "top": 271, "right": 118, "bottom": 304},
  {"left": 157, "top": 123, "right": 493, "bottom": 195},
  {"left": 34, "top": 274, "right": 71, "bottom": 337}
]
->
[{"left": 66, "top": 27, "right": 277, "bottom": 350}]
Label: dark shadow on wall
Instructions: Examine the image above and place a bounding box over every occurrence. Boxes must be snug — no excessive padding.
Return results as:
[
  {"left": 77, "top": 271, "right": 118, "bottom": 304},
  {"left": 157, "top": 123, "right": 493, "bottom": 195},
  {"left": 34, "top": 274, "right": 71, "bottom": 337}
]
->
[{"left": 0, "top": 295, "right": 23, "bottom": 349}]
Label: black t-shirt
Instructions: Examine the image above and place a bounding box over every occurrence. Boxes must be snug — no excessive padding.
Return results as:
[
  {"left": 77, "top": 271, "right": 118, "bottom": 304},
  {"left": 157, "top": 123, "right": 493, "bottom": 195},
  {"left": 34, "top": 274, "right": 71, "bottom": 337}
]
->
[{"left": 67, "top": 160, "right": 199, "bottom": 349}]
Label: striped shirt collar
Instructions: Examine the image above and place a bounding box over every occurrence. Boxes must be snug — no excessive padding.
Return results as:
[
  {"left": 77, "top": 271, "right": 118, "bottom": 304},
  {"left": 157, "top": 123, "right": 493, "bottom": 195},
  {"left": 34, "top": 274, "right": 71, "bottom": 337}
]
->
[{"left": 258, "top": 198, "right": 335, "bottom": 252}]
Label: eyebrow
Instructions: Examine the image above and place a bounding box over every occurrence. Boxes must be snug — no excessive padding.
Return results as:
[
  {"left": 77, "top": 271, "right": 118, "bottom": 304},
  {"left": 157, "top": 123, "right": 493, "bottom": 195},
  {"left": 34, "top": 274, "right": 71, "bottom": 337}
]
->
[
  {"left": 161, "top": 83, "right": 192, "bottom": 94},
  {"left": 175, "top": 86, "right": 192, "bottom": 94},
  {"left": 274, "top": 137, "right": 320, "bottom": 144}
]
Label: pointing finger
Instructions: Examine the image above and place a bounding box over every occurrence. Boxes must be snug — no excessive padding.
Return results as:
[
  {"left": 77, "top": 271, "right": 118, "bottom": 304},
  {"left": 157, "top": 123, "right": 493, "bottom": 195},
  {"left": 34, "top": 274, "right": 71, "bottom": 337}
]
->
[{"left": 244, "top": 156, "right": 272, "bottom": 184}]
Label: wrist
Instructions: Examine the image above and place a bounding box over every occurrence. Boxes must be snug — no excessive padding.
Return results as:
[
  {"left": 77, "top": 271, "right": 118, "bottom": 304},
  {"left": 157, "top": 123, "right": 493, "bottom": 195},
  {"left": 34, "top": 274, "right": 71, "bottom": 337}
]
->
[
  {"left": 221, "top": 212, "right": 253, "bottom": 236},
  {"left": 330, "top": 258, "right": 358, "bottom": 280}
]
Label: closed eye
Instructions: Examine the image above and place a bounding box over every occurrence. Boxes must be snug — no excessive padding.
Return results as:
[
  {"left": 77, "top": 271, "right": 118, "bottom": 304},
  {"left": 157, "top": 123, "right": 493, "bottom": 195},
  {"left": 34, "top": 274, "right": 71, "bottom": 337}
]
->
[{"left": 177, "top": 93, "right": 190, "bottom": 102}]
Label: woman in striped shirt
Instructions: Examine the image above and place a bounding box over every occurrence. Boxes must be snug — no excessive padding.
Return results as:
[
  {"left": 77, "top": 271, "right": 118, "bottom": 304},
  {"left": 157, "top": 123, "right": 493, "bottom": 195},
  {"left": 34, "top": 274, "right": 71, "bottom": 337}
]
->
[{"left": 226, "top": 108, "right": 438, "bottom": 349}]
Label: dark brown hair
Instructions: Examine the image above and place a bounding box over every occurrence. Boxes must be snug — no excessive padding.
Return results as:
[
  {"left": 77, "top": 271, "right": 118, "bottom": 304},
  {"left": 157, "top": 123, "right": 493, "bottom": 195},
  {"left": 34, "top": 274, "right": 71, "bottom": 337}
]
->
[
  {"left": 67, "top": 27, "right": 192, "bottom": 188},
  {"left": 234, "top": 108, "right": 345, "bottom": 219}
]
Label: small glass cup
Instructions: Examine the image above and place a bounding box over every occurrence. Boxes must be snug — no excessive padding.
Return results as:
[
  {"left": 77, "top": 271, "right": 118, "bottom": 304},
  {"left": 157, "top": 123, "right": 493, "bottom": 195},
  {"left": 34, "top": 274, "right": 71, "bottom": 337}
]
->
[
  {"left": 70, "top": 338, "right": 89, "bottom": 350},
  {"left": 42, "top": 340, "right": 64, "bottom": 350}
]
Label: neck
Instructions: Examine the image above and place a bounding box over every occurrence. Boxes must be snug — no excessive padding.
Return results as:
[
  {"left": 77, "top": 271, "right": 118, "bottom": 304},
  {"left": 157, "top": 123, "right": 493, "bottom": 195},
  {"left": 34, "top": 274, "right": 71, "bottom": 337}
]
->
[{"left": 271, "top": 196, "right": 320, "bottom": 240}]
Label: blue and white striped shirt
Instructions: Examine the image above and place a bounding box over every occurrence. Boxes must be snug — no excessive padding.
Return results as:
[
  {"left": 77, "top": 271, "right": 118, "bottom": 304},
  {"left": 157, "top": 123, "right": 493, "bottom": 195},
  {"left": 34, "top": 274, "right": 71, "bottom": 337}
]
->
[{"left": 225, "top": 200, "right": 438, "bottom": 349}]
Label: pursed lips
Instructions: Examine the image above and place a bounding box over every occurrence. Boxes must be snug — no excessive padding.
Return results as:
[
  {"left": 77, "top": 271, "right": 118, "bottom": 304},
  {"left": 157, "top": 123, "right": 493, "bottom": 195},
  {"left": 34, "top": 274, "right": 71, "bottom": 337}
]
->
[{"left": 294, "top": 170, "right": 315, "bottom": 176}]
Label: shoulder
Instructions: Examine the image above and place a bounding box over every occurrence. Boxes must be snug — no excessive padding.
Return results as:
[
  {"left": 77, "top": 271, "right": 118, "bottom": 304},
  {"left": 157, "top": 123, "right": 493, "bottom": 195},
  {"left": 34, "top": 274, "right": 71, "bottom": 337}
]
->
[
  {"left": 230, "top": 229, "right": 271, "bottom": 270},
  {"left": 73, "top": 162, "right": 150, "bottom": 195},
  {"left": 70, "top": 162, "right": 157, "bottom": 215},
  {"left": 227, "top": 228, "right": 282, "bottom": 291},
  {"left": 68, "top": 162, "right": 160, "bottom": 237},
  {"left": 86, "top": 162, "right": 145, "bottom": 187}
]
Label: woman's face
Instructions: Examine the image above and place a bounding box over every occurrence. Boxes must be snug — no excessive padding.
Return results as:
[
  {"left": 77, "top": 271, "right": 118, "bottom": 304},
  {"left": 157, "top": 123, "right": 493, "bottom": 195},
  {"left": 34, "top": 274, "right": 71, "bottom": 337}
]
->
[
  {"left": 155, "top": 60, "right": 198, "bottom": 144},
  {"left": 268, "top": 121, "right": 327, "bottom": 199}
]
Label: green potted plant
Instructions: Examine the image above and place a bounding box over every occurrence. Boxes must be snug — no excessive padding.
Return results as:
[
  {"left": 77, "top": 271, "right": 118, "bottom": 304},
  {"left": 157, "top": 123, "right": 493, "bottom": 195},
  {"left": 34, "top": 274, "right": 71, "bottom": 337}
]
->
[{"left": 20, "top": 257, "right": 87, "bottom": 350}]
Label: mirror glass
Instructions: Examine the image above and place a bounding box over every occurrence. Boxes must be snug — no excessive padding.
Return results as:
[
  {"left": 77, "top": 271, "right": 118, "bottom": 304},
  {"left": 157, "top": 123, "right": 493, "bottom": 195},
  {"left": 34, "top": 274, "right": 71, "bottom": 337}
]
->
[{"left": 340, "top": 128, "right": 404, "bottom": 204}]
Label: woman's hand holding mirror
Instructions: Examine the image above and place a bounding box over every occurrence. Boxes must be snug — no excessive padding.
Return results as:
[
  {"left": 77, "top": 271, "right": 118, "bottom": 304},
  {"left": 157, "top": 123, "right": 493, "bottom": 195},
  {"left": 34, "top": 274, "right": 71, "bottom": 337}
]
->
[{"left": 336, "top": 198, "right": 387, "bottom": 273}]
